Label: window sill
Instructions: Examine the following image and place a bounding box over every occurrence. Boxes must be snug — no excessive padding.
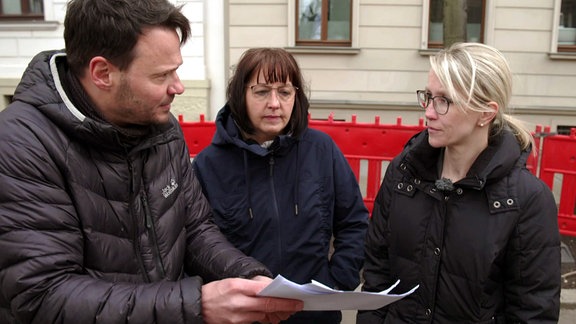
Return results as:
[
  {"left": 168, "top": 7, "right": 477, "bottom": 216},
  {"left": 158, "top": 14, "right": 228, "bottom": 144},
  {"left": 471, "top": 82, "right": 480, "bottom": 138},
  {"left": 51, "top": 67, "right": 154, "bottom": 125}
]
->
[
  {"left": 0, "top": 20, "right": 59, "bottom": 31},
  {"left": 285, "top": 46, "right": 360, "bottom": 55},
  {"left": 418, "top": 49, "right": 441, "bottom": 56},
  {"left": 548, "top": 52, "right": 576, "bottom": 60}
]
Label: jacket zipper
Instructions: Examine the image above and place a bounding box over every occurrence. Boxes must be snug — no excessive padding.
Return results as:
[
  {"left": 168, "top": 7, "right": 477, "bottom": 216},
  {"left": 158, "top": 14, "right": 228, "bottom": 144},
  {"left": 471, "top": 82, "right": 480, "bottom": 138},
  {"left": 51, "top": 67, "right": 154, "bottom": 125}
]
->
[
  {"left": 142, "top": 190, "right": 166, "bottom": 278},
  {"left": 268, "top": 155, "right": 283, "bottom": 270},
  {"left": 128, "top": 159, "right": 150, "bottom": 282}
]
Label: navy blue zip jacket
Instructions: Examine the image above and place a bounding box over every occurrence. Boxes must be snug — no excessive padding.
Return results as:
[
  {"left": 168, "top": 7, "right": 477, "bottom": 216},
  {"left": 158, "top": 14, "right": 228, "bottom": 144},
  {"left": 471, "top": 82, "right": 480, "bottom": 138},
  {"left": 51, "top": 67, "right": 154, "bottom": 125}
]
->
[{"left": 193, "top": 105, "right": 369, "bottom": 323}]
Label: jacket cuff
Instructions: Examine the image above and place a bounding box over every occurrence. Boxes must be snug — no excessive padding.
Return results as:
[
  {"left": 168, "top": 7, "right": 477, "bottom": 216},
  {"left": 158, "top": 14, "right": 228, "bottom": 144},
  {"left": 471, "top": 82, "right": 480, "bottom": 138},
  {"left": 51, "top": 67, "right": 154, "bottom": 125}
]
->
[
  {"left": 181, "top": 276, "right": 204, "bottom": 322},
  {"left": 238, "top": 268, "right": 273, "bottom": 279}
]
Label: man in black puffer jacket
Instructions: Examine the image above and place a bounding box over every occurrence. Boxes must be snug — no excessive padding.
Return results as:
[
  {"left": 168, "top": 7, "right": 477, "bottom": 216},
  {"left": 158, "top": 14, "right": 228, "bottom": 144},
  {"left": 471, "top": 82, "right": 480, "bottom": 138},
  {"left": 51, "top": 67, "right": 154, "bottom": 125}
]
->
[{"left": 0, "top": 1, "right": 303, "bottom": 323}]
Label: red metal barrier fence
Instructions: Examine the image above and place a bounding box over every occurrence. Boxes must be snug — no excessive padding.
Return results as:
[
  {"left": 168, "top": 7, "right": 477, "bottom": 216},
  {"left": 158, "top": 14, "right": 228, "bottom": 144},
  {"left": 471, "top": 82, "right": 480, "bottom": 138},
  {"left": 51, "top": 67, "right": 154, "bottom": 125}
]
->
[
  {"left": 306, "top": 114, "right": 426, "bottom": 213},
  {"left": 537, "top": 128, "right": 576, "bottom": 237},
  {"left": 178, "top": 114, "right": 576, "bottom": 237}
]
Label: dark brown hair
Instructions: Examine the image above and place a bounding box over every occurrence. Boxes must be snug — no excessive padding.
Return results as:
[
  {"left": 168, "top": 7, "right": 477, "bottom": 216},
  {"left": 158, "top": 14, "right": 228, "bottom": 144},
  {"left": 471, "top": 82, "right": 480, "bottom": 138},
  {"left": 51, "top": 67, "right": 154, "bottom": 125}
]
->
[
  {"left": 226, "top": 48, "right": 310, "bottom": 138},
  {"left": 64, "top": 0, "right": 191, "bottom": 77}
]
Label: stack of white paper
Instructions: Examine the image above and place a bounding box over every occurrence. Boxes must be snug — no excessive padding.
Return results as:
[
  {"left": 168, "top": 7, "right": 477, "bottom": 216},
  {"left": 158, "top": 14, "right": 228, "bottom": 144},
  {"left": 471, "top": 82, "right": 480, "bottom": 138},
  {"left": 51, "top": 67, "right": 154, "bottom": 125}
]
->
[{"left": 257, "top": 275, "right": 419, "bottom": 311}]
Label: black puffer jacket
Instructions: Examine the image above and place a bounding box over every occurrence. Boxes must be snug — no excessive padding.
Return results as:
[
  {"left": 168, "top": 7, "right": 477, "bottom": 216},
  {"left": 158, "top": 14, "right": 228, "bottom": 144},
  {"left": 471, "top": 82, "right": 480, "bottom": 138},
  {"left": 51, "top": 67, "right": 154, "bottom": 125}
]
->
[
  {"left": 0, "top": 51, "right": 271, "bottom": 324},
  {"left": 358, "top": 129, "right": 561, "bottom": 323}
]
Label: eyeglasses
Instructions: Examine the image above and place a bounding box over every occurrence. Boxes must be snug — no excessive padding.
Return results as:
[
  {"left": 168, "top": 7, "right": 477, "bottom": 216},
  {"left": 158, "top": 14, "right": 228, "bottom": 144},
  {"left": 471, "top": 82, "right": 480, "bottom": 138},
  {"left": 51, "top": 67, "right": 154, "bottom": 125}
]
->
[
  {"left": 248, "top": 84, "right": 298, "bottom": 102},
  {"left": 416, "top": 90, "right": 453, "bottom": 115}
]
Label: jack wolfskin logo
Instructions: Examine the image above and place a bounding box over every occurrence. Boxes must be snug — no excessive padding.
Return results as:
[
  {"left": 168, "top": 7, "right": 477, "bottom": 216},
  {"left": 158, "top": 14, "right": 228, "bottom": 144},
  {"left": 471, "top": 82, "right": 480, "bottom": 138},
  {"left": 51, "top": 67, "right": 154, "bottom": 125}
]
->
[{"left": 162, "top": 178, "right": 178, "bottom": 198}]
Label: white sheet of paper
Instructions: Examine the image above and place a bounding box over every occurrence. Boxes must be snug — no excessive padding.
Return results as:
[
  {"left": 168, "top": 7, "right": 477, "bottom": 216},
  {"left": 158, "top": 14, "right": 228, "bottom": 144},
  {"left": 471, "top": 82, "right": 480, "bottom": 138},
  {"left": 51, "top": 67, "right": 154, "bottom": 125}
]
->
[{"left": 257, "top": 275, "right": 419, "bottom": 311}]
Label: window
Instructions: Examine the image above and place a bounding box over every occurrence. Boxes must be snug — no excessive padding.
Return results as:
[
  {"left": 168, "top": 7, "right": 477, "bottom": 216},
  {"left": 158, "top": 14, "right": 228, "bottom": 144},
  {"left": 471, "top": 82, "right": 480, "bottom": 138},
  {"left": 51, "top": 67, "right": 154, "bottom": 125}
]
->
[
  {"left": 559, "top": 0, "right": 576, "bottom": 52},
  {"left": 0, "top": 0, "right": 44, "bottom": 20},
  {"left": 296, "top": 0, "right": 352, "bottom": 47},
  {"left": 428, "top": 0, "right": 485, "bottom": 49}
]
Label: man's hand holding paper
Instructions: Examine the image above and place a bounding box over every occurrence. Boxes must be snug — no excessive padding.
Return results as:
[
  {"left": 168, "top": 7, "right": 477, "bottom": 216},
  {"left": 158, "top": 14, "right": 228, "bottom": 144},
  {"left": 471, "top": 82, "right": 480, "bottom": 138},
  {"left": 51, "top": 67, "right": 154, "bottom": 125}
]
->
[{"left": 258, "top": 275, "right": 418, "bottom": 311}]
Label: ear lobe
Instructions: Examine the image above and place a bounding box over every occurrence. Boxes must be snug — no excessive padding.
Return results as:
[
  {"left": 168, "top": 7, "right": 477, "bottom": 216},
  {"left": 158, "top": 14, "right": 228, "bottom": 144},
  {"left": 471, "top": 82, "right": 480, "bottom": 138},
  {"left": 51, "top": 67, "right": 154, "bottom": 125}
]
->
[{"left": 89, "top": 56, "right": 114, "bottom": 89}]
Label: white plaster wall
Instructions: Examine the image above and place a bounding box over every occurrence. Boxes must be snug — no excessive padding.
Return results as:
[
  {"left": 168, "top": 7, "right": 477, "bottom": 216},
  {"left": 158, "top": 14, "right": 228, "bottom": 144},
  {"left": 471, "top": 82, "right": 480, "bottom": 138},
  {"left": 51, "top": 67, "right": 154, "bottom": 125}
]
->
[
  {"left": 2, "top": 0, "right": 576, "bottom": 128},
  {"left": 227, "top": 0, "right": 576, "bottom": 130}
]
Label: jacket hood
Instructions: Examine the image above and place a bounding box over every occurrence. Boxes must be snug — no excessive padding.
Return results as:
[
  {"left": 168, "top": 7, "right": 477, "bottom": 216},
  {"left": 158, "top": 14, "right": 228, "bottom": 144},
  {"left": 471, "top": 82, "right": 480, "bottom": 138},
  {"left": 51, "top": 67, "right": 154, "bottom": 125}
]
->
[
  {"left": 12, "top": 50, "right": 178, "bottom": 153},
  {"left": 401, "top": 128, "right": 529, "bottom": 190}
]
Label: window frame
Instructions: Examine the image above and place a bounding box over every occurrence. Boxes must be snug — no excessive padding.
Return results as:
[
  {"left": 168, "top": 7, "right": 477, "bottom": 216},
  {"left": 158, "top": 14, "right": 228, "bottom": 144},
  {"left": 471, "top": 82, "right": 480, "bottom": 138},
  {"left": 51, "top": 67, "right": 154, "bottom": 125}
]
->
[
  {"left": 0, "top": 0, "right": 44, "bottom": 21},
  {"left": 294, "top": 0, "right": 353, "bottom": 47},
  {"left": 556, "top": 0, "right": 576, "bottom": 53},
  {"left": 421, "top": 0, "right": 493, "bottom": 50}
]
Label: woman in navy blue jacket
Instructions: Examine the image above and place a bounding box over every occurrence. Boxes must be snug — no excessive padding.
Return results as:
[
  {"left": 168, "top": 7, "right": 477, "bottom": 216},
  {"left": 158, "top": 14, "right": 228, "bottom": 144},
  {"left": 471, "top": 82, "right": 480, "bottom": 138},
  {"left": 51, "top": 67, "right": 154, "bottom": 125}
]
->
[{"left": 193, "top": 48, "right": 369, "bottom": 323}]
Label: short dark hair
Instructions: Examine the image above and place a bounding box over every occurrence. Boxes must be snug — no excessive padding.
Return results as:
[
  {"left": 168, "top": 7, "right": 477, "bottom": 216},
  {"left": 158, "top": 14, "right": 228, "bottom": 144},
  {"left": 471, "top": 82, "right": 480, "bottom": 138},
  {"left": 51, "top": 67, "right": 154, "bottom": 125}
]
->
[
  {"left": 226, "top": 48, "right": 310, "bottom": 139},
  {"left": 64, "top": 0, "right": 191, "bottom": 77}
]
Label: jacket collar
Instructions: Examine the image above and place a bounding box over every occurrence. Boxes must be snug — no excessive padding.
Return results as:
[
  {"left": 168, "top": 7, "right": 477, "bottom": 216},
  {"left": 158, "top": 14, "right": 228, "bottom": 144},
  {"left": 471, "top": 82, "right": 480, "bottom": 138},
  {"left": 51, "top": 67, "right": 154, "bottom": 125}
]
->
[
  {"left": 13, "top": 50, "right": 179, "bottom": 154},
  {"left": 213, "top": 104, "right": 298, "bottom": 157},
  {"left": 400, "top": 128, "right": 529, "bottom": 190}
]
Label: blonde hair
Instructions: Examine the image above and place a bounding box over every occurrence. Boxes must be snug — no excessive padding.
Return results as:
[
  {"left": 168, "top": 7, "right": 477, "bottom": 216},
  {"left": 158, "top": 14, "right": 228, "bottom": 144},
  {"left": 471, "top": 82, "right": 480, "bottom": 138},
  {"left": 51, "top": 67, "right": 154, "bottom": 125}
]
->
[{"left": 429, "top": 42, "right": 534, "bottom": 150}]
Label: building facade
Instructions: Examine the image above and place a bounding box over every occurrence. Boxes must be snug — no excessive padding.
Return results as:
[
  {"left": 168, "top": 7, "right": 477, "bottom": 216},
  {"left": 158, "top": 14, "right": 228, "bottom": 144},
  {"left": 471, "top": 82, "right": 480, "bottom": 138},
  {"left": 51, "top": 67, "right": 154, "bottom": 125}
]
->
[{"left": 1, "top": 0, "right": 575, "bottom": 132}]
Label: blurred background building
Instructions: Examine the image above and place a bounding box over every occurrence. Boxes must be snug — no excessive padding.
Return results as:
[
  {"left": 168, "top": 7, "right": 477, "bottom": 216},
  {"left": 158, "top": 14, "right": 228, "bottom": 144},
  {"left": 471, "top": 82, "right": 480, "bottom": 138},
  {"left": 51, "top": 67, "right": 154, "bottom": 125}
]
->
[{"left": 1, "top": 0, "right": 575, "bottom": 132}]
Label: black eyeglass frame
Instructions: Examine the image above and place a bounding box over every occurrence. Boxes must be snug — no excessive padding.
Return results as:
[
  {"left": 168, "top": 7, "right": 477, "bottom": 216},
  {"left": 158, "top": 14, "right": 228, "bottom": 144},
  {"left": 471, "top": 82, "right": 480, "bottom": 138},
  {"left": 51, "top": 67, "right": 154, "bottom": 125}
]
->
[{"left": 416, "top": 90, "right": 453, "bottom": 115}]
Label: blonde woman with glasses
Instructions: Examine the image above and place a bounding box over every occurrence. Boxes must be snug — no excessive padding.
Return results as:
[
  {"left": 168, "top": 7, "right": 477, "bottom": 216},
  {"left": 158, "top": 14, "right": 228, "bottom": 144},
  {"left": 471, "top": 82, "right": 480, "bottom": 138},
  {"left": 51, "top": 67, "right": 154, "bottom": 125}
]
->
[
  {"left": 193, "top": 48, "right": 369, "bottom": 324},
  {"left": 357, "top": 42, "right": 560, "bottom": 323}
]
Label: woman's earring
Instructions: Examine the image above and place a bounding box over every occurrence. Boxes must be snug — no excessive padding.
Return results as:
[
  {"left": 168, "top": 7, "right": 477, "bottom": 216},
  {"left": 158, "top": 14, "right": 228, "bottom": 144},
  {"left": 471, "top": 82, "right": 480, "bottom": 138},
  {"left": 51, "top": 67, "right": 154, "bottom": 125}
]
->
[{"left": 480, "top": 123, "right": 484, "bottom": 127}]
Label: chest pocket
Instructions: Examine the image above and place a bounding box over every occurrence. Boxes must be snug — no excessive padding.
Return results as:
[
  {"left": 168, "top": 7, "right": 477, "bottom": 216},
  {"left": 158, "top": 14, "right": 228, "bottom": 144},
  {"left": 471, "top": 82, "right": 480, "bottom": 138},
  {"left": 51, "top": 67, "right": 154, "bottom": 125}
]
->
[{"left": 210, "top": 192, "right": 252, "bottom": 243}]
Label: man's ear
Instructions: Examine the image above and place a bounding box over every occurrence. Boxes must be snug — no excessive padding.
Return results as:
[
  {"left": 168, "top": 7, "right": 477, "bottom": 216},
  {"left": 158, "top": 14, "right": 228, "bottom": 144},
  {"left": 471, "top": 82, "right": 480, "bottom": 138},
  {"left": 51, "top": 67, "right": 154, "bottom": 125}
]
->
[{"left": 89, "top": 56, "right": 115, "bottom": 90}]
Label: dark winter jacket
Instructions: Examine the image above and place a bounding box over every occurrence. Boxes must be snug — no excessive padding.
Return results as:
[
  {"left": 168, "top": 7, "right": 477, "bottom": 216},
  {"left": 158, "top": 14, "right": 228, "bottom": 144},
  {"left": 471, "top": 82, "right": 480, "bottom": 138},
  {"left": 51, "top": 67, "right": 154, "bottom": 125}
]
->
[
  {"left": 357, "top": 129, "right": 561, "bottom": 323},
  {"left": 193, "top": 105, "right": 369, "bottom": 323},
  {"left": 0, "top": 51, "right": 271, "bottom": 324}
]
